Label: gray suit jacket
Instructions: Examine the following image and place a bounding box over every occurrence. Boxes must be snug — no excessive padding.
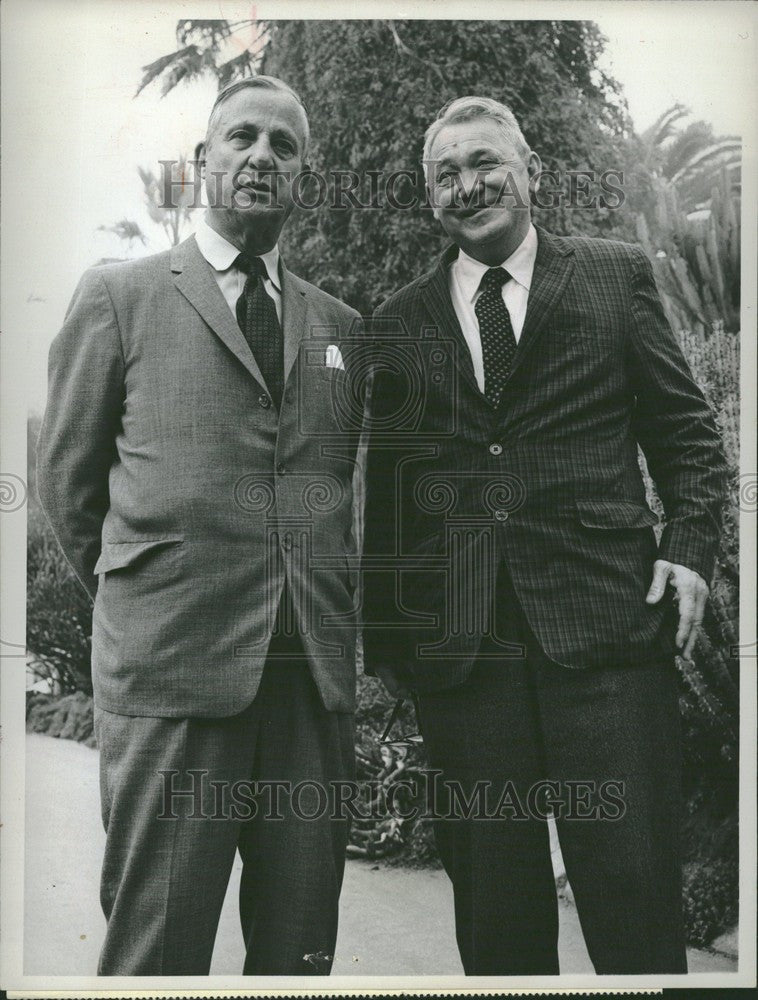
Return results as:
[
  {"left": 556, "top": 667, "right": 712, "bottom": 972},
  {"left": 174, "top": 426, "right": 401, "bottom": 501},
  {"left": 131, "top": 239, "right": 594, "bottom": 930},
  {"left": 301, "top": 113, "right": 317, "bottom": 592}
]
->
[{"left": 37, "top": 235, "right": 362, "bottom": 716}]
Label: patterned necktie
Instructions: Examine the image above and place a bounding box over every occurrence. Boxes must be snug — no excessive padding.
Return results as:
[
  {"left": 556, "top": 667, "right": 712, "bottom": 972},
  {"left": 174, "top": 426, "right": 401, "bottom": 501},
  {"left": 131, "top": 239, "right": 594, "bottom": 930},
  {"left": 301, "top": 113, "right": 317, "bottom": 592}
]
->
[
  {"left": 475, "top": 267, "right": 517, "bottom": 405},
  {"left": 235, "top": 254, "right": 284, "bottom": 409}
]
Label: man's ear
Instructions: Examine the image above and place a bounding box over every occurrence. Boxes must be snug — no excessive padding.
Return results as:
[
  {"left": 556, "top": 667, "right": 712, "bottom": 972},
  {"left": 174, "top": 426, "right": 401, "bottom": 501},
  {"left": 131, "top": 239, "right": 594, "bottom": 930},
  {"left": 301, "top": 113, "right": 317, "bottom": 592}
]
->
[
  {"left": 428, "top": 186, "right": 442, "bottom": 221},
  {"left": 426, "top": 174, "right": 442, "bottom": 221},
  {"left": 194, "top": 141, "right": 206, "bottom": 174},
  {"left": 527, "top": 150, "right": 542, "bottom": 195}
]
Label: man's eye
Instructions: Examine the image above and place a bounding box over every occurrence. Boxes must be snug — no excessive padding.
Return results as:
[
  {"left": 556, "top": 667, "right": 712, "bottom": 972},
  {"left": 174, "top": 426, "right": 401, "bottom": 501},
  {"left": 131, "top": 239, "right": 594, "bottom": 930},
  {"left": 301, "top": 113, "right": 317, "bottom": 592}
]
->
[{"left": 275, "top": 144, "right": 296, "bottom": 157}]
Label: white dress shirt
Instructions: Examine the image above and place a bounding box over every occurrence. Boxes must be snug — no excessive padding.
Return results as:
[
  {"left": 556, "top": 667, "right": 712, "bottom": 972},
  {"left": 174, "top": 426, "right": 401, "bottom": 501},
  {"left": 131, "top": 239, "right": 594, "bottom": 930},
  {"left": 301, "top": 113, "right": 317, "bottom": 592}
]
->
[
  {"left": 194, "top": 213, "right": 283, "bottom": 324},
  {"left": 448, "top": 223, "right": 538, "bottom": 393}
]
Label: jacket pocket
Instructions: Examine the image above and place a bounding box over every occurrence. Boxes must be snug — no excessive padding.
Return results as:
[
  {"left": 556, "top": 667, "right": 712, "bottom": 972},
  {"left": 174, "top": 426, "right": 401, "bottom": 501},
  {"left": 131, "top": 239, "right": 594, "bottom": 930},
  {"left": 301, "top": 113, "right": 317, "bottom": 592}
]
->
[
  {"left": 94, "top": 536, "right": 184, "bottom": 574},
  {"left": 575, "top": 500, "right": 659, "bottom": 529},
  {"left": 320, "top": 363, "right": 348, "bottom": 382}
]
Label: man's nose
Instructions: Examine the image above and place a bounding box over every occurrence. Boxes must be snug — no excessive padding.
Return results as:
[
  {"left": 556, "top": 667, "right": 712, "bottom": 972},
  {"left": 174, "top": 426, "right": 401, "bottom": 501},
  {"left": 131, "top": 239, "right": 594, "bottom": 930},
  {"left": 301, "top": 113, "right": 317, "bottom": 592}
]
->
[
  {"left": 246, "top": 134, "right": 276, "bottom": 171},
  {"left": 454, "top": 168, "right": 486, "bottom": 207}
]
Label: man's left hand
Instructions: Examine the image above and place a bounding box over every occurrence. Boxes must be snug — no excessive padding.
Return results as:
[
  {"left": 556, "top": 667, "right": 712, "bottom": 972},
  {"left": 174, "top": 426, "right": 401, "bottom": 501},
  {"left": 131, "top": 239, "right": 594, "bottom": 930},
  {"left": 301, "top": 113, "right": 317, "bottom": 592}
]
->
[{"left": 645, "top": 559, "right": 709, "bottom": 660}]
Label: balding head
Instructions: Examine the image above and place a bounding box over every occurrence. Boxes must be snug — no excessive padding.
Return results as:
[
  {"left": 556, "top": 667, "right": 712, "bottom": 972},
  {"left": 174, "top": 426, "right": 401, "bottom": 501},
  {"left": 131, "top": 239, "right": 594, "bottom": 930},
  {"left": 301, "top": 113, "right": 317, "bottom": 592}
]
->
[{"left": 205, "top": 76, "right": 310, "bottom": 159}]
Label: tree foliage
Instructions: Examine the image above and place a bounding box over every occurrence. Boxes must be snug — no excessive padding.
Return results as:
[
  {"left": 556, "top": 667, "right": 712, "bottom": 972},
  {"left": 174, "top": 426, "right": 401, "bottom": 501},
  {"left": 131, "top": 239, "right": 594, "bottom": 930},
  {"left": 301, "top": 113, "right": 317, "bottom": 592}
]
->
[
  {"left": 638, "top": 103, "right": 741, "bottom": 210},
  {"left": 261, "top": 19, "right": 635, "bottom": 311},
  {"left": 637, "top": 169, "right": 740, "bottom": 335},
  {"left": 137, "top": 18, "right": 635, "bottom": 312},
  {"left": 136, "top": 20, "right": 267, "bottom": 96},
  {"left": 97, "top": 156, "right": 199, "bottom": 263}
]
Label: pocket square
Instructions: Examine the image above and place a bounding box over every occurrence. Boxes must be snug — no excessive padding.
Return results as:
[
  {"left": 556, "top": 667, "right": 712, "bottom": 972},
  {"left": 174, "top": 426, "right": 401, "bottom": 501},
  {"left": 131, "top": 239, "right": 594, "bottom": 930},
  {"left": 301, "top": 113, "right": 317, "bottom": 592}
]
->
[{"left": 325, "top": 344, "right": 346, "bottom": 371}]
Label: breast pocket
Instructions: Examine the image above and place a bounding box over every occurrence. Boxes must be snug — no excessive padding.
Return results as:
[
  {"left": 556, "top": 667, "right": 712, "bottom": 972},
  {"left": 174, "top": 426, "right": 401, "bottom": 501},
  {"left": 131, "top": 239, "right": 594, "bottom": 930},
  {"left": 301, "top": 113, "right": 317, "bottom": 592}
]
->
[
  {"left": 319, "top": 363, "right": 348, "bottom": 383},
  {"left": 318, "top": 364, "right": 363, "bottom": 434}
]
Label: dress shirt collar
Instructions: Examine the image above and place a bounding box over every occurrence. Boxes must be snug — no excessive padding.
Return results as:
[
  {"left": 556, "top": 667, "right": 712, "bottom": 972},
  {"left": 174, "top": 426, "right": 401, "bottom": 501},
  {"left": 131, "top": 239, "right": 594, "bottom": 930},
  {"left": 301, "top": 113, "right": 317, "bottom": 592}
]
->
[
  {"left": 454, "top": 222, "right": 538, "bottom": 301},
  {"left": 195, "top": 212, "right": 281, "bottom": 290}
]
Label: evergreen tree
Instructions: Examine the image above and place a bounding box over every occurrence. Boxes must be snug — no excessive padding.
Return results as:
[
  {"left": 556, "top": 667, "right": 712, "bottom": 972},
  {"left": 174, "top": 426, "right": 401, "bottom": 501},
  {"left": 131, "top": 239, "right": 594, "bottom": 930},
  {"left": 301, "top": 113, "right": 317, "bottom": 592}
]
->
[
  {"left": 139, "top": 19, "right": 636, "bottom": 311},
  {"left": 262, "top": 19, "right": 634, "bottom": 310}
]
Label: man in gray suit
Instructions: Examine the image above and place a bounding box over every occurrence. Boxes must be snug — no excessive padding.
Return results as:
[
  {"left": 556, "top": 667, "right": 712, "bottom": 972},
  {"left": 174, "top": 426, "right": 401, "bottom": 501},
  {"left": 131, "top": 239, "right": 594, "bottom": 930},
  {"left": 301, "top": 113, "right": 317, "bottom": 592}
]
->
[{"left": 37, "top": 77, "right": 361, "bottom": 976}]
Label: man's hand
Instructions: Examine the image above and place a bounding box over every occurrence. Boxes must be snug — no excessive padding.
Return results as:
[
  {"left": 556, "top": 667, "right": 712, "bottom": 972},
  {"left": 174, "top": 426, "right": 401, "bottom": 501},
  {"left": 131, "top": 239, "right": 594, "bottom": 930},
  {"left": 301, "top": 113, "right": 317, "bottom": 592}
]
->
[
  {"left": 645, "top": 558, "right": 709, "bottom": 660},
  {"left": 372, "top": 664, "right": 411, "bottom": 699}
]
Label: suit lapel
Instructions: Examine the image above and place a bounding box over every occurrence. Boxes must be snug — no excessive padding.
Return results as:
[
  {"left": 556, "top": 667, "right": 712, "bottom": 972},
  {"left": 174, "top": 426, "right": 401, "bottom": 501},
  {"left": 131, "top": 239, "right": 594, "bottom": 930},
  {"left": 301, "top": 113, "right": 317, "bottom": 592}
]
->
[
  {"left": 508, "top": 226, "right": 575, "bottom": 383},
  {"left": 170, "top": 236, "right": 269, "bottom": 392},
  {"left": 421, "top": 248, "right": 481, "bottom": 397},
  {"left": 280, "top": 263, "right": 309, "bottom": 385}
]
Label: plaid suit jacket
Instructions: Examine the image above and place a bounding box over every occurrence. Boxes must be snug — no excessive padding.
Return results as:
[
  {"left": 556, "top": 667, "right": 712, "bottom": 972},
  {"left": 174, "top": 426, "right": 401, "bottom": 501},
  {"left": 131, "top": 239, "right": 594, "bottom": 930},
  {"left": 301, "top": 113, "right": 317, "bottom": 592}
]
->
[{"left": 361, "top": 226, "right": 727, "bottom": 691}]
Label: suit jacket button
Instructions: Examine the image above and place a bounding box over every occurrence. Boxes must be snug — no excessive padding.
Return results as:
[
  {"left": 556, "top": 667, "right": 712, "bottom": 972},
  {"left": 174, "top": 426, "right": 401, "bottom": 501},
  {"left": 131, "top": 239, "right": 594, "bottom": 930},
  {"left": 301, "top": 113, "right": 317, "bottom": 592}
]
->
[
  {"left": 259, "top": 394, "right": 271, "bottom": 409},
  {"left": 494, "top": 509, "right": 509, "bottom": 522},
  {"left": 489, "top": 443, "right": 503, "bottom": 456}
]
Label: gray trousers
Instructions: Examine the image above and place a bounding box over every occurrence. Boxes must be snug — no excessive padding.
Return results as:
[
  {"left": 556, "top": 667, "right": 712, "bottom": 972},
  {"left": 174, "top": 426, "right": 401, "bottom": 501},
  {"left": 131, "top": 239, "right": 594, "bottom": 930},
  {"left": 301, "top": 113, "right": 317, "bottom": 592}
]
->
[{"left": 94, "top": 631, "right": 355, "bottom": 976}]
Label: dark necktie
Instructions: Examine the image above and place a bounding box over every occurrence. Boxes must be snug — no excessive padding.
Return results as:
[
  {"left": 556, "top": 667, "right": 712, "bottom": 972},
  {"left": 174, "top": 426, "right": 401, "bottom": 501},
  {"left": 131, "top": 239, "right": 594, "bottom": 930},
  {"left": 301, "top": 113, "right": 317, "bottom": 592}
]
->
[
  {"left": 235, "top": 254, "right": 284, "bottom": 409},
  {"left": 475, "top": 267, "right": 518, "bottom": 405}
]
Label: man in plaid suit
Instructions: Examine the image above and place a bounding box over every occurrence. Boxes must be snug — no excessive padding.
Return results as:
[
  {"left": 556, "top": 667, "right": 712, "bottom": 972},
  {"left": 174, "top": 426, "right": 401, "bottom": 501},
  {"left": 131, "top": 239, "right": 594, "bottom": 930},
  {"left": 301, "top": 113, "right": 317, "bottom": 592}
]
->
[{"left": 362, "top": 97, "right": 727, "bottom": 974}]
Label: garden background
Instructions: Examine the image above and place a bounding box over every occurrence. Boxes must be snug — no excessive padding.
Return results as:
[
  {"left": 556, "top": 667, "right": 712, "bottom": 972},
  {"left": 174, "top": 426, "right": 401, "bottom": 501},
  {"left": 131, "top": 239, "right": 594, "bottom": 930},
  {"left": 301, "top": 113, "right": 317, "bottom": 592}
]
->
[{"left": 21, "top": 14, "right": 743, "bottom": 952}]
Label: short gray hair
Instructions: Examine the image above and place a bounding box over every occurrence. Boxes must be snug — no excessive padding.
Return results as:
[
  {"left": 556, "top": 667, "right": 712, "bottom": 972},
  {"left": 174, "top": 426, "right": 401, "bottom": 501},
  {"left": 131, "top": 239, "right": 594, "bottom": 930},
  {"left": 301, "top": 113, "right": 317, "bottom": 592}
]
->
[
  {"left": 422, "top": 96, "right": 530, "bottom": 173},
  {"left": 205, "top": 75, "right": 310, "bottom": 157}
]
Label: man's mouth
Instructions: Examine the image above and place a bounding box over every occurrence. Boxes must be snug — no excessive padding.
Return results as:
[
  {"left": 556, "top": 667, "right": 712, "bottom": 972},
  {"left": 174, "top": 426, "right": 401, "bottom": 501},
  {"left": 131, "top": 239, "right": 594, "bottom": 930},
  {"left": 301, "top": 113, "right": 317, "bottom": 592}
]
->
[
  {"left": 234, "top": 180, "right": 282, "bottom": 209},
  {"left": 239, "top": 181, "right": 273, "bottom": 194},
  {"left": 454, "top": 204, "right": 492, "bottom": 219}
]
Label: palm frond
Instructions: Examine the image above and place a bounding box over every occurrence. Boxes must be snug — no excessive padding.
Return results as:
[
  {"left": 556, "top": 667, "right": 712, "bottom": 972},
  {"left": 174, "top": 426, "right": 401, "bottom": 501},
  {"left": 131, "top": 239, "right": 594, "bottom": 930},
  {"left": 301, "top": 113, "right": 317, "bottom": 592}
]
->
[
  {"left": 641, "top": 102, "right": 690, "bottom": 152},
  {"left": 176, "top": 20, "right": 234, "bottom": 47},
  {"left": 97, "top": 219, "right": 147, "bottom": 245},
  {"left": 670, "top": 140, "right": 742, "bottom": 185},
  {"left": 136, "top": 45, "right": 201, "bottom": 97},
  {"left": 216, "top": 50, "right": 257, "bottom": 88}
]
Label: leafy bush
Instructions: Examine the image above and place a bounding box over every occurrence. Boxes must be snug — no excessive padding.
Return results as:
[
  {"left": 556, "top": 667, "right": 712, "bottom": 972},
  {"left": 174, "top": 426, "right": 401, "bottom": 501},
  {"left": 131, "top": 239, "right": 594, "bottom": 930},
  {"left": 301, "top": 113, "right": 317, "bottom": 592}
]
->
[
  {"left": 26, "top": 690, "right": 96, "bottom": 747},
  {"left": 639, "top": 314, "right": 739, "bottom": 946},
  {"left": 683, "top": 859, "right": 738, "bottom": 949},
  {"left": 27, "top": 418, "right": 94, "bottom": 696},
  {"left": 637, "top": 169, "right": 740, "bottom": 335},
  {"left": 351, "top": 672, "right": 441, "bottom": 867}
]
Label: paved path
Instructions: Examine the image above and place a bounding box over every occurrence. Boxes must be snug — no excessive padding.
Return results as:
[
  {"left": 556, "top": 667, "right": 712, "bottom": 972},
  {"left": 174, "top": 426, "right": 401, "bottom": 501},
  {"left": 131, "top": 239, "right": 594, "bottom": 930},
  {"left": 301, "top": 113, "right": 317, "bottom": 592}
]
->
[{"left": 24, "top": 733, "right": 736, "bottom": 977}]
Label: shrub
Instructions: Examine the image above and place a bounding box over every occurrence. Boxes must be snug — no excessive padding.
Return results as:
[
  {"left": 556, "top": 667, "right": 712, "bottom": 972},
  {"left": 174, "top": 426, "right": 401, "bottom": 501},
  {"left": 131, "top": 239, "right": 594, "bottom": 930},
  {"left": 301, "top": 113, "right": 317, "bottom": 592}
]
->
[
  {"left": 351, "top": 671, "right": 441, "bottom": 867},
  {"left": 26, "top": 690, "right": 96, "bottom": 747},
  {"left": 683, "top": 859, "right": 738, "bottom": 949},
  {"left": 27, "top": 498, "right": 94, "bottom": 697},
  {"left": 639, "top": 316, "right": 739, "bottom": 947},
  {"left": 637, "top": 169, "right": 740, "bottom": 335}
]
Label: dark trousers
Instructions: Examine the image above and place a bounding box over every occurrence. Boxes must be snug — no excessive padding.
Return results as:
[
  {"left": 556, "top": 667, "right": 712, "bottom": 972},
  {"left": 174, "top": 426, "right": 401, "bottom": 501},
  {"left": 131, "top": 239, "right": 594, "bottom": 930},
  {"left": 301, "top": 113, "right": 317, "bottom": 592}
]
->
[
  {"left": 417, "top": 571, "right": 687, "bottom": 976},
  {"left": 94, "top": 619, "right": 355, "bottom": 976}
]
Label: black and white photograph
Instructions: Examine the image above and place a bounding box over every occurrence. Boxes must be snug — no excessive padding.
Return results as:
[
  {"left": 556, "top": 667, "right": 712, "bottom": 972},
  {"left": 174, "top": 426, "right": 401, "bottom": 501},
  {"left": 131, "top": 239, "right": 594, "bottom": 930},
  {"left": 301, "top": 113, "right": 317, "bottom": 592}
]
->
[{"left": 1, "top": 0, "right": 755, "bottom": 993}]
